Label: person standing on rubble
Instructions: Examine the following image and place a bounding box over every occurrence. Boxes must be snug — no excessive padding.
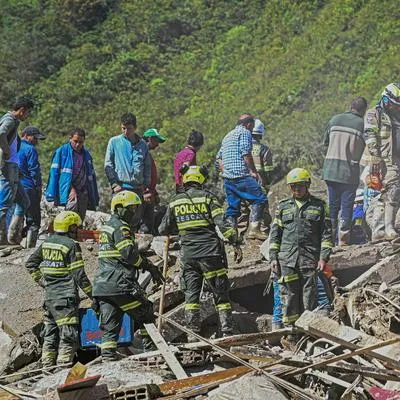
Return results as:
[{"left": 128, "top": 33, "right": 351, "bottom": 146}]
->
[
  {"left": 364, "top": 83, "right": 400, "bottom": 241},
  {"left": 216, "top": 114, "right": 268, "bottom": 240},
  {"left": 237, "top": 118, "right": 274, "bottom": 237},
  {"left": 269, "top": 168, "right": 333, "bottom": 327},
  {"left": 0, "top": 96, "right": 34, "bottom": 245},
  {"left": 322, "top": 97, "right": 368, "bottom": 246},
  {"left": 159, "top": 165, "right": 239, "bottom": 341},
  {"left": 25, "top": 211, "right": 93, "bottom": 367},
  {"left": 140, "top": 128, "right": 167, "bottom": 234},
  {"left": 92, "top": 191, "right": 165, "bottom": 360},
  {"left": 11, "top": 126, "right": 46, "bottom": 247},
  {"left": 46, "top": 128, "right": 99, "bottom": 221}
]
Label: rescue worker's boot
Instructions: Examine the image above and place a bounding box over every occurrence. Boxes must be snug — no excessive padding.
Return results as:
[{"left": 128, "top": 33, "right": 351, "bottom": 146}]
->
[
  {"left": 0, "top": 213, "right": 8, "bottom": 245},
  {"left": 185, "top": 309, "right": 201, "bottom": 343},
  {"left": 331, "top": 218, "right": 338, "bottom": 246},
  {"left": 384, "top": 203, "right": 399, "bottom": 240},
  {"left": 26, "top": 227, "right": 39, "bottom": 248},
  {"left": 41, "top": 351, "right": 57, "bottom": 368},
  {"left": 140, "top": 328, "right": 157, "bottom": 352},
  {"left": 7, "top": 215, "right": 24, "bottom": 245},
  {"left": 247, "top": 221, "right": 268, "bottom": 240},
  {"left": 218, "top": 309, "right": 234, "bottom": 337},
  {"left": 338, "top": 219, "right": 351, "bottom": 246}
]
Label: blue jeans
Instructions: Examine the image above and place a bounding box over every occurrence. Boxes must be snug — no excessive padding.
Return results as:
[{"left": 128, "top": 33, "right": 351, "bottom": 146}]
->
[
  {"left": 325, "top": 181, "right": 358, "bottom": 229},
  {"left": 224, "top": 176, "right": 267, "bottom": 220}
]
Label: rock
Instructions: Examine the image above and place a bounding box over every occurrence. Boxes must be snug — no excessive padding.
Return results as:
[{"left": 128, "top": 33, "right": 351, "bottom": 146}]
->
[
  {"left": 0, "top": 322, "right": 14, "bottom": 374},
  {"left": 83, "top": 210, "right": 111, "bottom": 230}
]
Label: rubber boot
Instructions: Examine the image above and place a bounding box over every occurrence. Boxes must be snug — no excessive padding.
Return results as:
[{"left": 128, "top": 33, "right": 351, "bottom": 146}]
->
[
  {"left": 0, "top": 213, "right": 8, "bottom": 245},
  {"left": 247, "top": 221, "right": 268, "bottom": 240},
  {"left": 331, "top": 218, "right": 338, "bottom": 246},
  {"left": 185, "top": 309, "right": 201, "bottom": 343},
  {"left": 26, "top": 228, "right": 39, "bottom": 248},
  {"left": 218, "top": 309, "right": 234, "bottom": 337},
  {"left": 338, "top": 219, "right": 351, "bottom": 246},
  {"left": 41, "top": 351, "right": 57, "bottom": 368},
  {"left": 384, "top": 203, "right": 398, "bottom": 240},
  {"left": 7, "top": 215, "right": 24, "bottom": 245},
  {"left": 369, "top": 199, "right": 385, "bottom": 242}
]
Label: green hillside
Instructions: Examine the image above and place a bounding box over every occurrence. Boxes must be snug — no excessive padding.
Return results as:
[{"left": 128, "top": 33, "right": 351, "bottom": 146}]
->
[{"left": 1, "top": 0, "right": 399, "bottom": 198}]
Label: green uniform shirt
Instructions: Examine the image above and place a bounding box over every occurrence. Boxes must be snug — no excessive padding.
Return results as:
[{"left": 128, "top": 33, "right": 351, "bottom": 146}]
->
[
  {"left": 269, "top": 194, "right": 333, "bottom": 267},
  {"left": 25, "top": 234, "right": 92, "bottom": 301},
  {"left": 159, "top": 187, "right": 235, "bottom": 259},
  {"left": 93, "top": 214, "right": 143, "bottom": 296},
  {"left": 252, "top": 140, "right": 273, "bottom": 188}
]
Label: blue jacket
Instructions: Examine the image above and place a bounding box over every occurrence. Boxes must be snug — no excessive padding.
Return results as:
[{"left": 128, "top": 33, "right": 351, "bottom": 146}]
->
[
  {"left": 18, "top": 139, "right": 42, "bottom": 191},
  {"left": 45, "top": 143, "right": 99, "bottom": 209},
  {"left": 104, "top": 134, "right": 151, "bottom": 189}
]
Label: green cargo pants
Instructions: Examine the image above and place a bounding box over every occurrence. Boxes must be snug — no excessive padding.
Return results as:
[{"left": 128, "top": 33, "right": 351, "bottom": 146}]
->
[
  {"left": 96, "top": 294, "right": 156, "bottom": 359},
  {"left": 279, "top": 265, "right": 317, "bottom": 325},
  {"left": 42, "top": 297, "right": 79, "bottom": 367},
  {"left": 181, "top": 255, "right": 233, "bottom": 336}
]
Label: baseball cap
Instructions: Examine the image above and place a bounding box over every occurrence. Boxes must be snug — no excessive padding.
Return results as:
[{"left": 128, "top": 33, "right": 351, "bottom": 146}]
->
[
  {"left": 22, "top": 126, "right": 45, "bottom": 140},
  {"left": 143, "top": 128, "right": 166, "bottom": 143}
]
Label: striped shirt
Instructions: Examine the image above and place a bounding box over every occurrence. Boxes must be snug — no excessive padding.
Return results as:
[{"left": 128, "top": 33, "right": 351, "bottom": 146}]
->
[{"left": 217, "top": 125, "right": 252, "bottom": 179}]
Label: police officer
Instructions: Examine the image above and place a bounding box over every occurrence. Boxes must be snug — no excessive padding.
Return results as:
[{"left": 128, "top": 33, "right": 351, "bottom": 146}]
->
[
  {"left": 365, "top": 83, "right": 400, "bottom": 240},
  {"left": 92, "top": 191, "right": 164, "bottom": 360},
  {"left": 159, "top": 165, "right": 238, "bottom": 341},
  {"left": 269, "top": 168, "right": 333, "bottom": 326},
  {"left": 237, "top": 118, "right": 273, "bottom": 239},
  {"left": 25, "top": 211, "right": 92, "bottom": 367}
]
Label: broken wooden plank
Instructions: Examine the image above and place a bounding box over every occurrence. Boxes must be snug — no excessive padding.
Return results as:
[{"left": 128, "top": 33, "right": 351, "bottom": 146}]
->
[
  {"left": 281, "top": 337, "right": 400, "bottom": 378},
  {"left": 143, "top": 323, "right": 188, "bottom": 379},
  {"left": 326, "top": 363, "right": 400, "bottom": 382},
  {"left": 295, "top": 311, "right": 400, "bottom": 367}
]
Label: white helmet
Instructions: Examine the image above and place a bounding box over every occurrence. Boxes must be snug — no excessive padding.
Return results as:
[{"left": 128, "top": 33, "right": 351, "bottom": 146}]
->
[{"left": 252, "top": 118, "right": 266, "bottom": 136}]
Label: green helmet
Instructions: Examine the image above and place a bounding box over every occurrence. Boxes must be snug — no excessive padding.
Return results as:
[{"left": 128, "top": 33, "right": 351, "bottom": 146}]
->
[{"left": 286, "top": 168, "right": 311, "bottom": 185}]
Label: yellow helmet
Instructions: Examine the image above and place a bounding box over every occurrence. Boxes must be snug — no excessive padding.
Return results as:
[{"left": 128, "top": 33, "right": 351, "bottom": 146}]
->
[
  {"left": 53, "top": 211, "right": 82, "bottom": 233},
  {"left": 182, "top": 165, "right": 207, "bottom": 185},
  {"left": 286, "top": 168, "right": 311, "bottom": 185},
  {"left": 111, "top": 190, "right": 142, "bottom": 213}
]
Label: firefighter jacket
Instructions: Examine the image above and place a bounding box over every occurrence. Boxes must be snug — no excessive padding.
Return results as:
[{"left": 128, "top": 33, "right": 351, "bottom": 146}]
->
[
  {"left": 251, "top": 139, "right": 273, "bottom": 187},
  {"left": 93, "top": 214, "right": 144, "bottom": 296},
  {"left": 364, "top": 106, "right": 399, "bottom": 166},
  {"left": 159, "top": 187, "right": 236, "bottom": 259},
  {"left": 25, "top": 234, "right": 92, "bottom": 301},
  {"left": 269, "top": 195, "right": 333, "bottom": 268}
]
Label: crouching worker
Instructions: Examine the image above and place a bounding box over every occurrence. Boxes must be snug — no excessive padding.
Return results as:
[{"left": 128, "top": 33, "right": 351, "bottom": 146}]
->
[
  {"left": 92, "top": 191, "right": 164, "bottom": 360},
  {"left": 25, "top": 211, "right": 92, "bottom": 367},
  {"left": 159, "top": 166, "right": 239, "bottom": 341},
  {"left": 269, "top": 168, "right": 333, "bottom": 328}
]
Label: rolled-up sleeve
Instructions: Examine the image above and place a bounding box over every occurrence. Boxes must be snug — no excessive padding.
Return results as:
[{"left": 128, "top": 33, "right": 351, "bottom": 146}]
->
[{"left": 239, "top": 131, "right": 252, "bottom": 156}]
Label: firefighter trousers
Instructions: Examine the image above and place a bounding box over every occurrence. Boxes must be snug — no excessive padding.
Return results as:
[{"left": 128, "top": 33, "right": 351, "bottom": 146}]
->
[
  {"left": 42, "top": 297, "right": 79, "bottom": 367},
  {"left": 279, "top": 265, "right": 317, "bottom": 325},
  {"left": 96, "top": 294, "right": 156, "bottom": 359},
  {"left": 181, "top": 255, "right": 233, "bottom": 335}
]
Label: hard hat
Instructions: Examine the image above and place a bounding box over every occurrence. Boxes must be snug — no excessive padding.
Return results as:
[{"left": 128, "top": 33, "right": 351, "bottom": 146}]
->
[
  {"left": 182, "top": 165, "right": 207, "bottom": 185},
  {"left": 53, "top": 211, "right": 82, "bottom": 233},
  {"left": 111, "top": 190, "right": 142, "bottom": 213},
  {"left": 381, "top": 83, "right": 400, "bottom": 106},
  {"left": 286, "top": 168, "right": 311, "bottom": 185},
  {"left": 252, "top": 119, "right": 266, "bottom": 136}
]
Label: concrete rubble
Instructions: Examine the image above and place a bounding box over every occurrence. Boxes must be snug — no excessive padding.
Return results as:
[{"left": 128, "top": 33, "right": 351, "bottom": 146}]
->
[{"left": 1, "top": 208, "right": 400, "bottom": 399}]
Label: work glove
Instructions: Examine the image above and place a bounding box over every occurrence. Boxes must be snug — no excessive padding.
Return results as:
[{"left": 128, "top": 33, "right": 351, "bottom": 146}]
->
[
  {"left": 270, "top": 259, "right": 280, "bottom": 275},
  {"left": 91, "top": 298, "right": 101, "bottom": 317},
  {"left": 233, "top": 245, "right": 243, "bottom": 264},
  {"left": 142, "top": 259, "right": 165, "bottom": 286}
]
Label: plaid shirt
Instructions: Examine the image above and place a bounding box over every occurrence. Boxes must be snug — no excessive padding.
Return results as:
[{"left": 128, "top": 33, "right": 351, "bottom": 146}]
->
[{"left": 217, "top": 125, "right": 252, "bottom": 179}]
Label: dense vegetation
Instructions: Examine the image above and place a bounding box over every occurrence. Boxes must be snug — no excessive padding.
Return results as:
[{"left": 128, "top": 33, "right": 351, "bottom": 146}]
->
[{"left": 1, "top": 0, "right": 399, "bottom": 199}]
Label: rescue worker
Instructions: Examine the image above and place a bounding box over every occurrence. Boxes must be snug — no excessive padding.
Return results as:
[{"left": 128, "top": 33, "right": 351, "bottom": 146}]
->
[
  {"left": 269, "top": 168, "right": 333, "bottom": 326},
  {"left": 159, "top": 165, "right": 238, "bottom": 341},
  {"left": 92, "top": 191, "right": 164, "bottom": 360},
  {"left": 237, "top": 118, "right": 273, "bottom": 237},
  {"left": 25, "top": 211, "right": 92, "bottom": 367},
  {"left": 364, "top": 83, "right": 400, "bottom": 240}
]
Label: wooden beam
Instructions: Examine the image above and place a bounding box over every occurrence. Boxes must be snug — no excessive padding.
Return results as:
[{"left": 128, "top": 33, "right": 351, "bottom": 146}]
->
[{"left": 144, "top": 323, "right": 187, "bottom": 379}]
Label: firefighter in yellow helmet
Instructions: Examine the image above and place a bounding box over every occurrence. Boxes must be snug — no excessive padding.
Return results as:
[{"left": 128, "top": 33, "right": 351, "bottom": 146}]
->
[
  {"left": 159, "top": 165, "right": 238, "bottom": 341},
  {"left": 269, "top": 168, "right": 333, "bottom": 326},
  {"left": 25, "top": 211, "right": 92, "bottom": 367},
  {"left": 92, "top": 190, "right": 164, "bottom": 360}
]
